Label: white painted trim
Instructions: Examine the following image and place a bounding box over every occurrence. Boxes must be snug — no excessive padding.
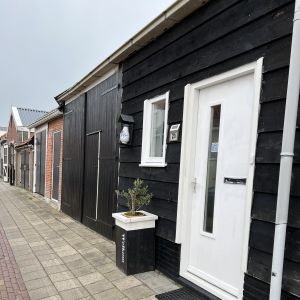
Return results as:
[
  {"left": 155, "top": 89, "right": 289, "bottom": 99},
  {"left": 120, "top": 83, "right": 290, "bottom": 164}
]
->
[
  {"left": 140, "top": 91, "right": 169, "bottom": 167},
  {"left": 65, "top": 67, "right": 118, "bottom": 105},
  {"left": 112, "top": 211, "right": 158, "bottom": 231},
  {"left": 12, "top": 106, "right": 22, "bottom": 127},
  {"left": 176, "top": 58, "right": 264, "bottom": 299}
]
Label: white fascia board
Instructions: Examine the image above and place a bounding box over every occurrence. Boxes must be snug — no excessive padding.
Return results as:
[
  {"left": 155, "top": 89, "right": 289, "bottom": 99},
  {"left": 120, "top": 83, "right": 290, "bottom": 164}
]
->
[{"left": 12, "top": 106, "right": 22, "bottom": 127}]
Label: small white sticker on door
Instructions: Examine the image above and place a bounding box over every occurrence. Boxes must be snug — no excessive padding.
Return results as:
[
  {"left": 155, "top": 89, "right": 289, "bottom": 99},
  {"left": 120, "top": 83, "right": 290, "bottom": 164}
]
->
[{"left": 211, "top": 142, "right": 218, "bottom": 153}]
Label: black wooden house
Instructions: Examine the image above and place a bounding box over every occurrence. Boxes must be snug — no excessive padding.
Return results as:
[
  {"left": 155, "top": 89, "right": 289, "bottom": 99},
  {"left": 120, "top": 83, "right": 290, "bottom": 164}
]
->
[{"left": 56, "top": 0, "right": 300, "bottom": 299}]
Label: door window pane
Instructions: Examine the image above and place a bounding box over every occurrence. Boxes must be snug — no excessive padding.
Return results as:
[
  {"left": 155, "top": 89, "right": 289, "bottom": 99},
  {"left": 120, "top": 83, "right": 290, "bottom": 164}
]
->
[
  {"left": 203, "top": 105, "right": 221, "bottom": 233},
  {"left": 150, "top": 100, "right": 165, "bottom": 157}
]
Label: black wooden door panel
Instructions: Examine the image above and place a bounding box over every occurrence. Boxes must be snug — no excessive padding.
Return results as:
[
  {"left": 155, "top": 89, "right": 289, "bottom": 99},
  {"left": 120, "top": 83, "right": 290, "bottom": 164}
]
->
[
  {"left": 83, "top": 133, "right": 99, "bottom": 221},
  {"left": 61, "top": 95, "right": 85, "bottom": 221},
  {"left": 82, "top": 73, "right": 119, "bottom": 239},
  {"left": 52, "top": 131, "right": 61, "bottom": 200}
]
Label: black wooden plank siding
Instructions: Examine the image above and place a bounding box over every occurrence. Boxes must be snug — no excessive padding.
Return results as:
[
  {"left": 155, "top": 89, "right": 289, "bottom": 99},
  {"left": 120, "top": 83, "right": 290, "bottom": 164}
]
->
[
  {"left": 118, "top": 0, "right": 299, "bottom": 297},
  {"left": 61, "top": 72, "right": 121, "bottom": 240}
]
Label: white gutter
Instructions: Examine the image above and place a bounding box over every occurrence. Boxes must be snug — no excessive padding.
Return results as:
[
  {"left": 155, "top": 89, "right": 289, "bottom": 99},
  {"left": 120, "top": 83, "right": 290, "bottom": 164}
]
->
[{"left": 269, "top": 1, "right": 300, "bottom": 299}]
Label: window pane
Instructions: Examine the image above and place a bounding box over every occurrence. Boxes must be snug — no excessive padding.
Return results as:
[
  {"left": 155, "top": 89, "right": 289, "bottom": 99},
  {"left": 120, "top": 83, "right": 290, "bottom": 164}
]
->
[
  {"left": 150, "top": 100, "right": 165, "bottom": 157},
  {"left": 203, "top": 105, "right": 221, "bottom": 233}
]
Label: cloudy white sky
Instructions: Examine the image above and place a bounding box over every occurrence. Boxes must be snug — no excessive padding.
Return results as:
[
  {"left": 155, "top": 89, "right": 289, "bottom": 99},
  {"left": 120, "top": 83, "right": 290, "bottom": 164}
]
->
[{"left": 0, "top": 0, "right": 174, "bottom": 126}]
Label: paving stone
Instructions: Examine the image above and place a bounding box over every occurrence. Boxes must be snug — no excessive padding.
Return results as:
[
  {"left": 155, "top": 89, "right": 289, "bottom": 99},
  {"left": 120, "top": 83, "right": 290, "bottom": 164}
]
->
[
  {"left": 0, "top": 182, "right": 180, "bottom": 300},
  {"left": 123, "top": 285, "right": 154, "bottom": 300},
  {"left": 53, "top": 278, "right": 81, "bottom": 291},
  {"left": 59, "top": 287, "right": 89, "bottom": 300},
  {"left": 28, "top": 285, "right": 58, "bottom": 300},
  {"left": 61, "top": 254, "right": 82, "bottom": 263},
  {"left": 93, "top": 287, "right": 125, "bottom": 300},
  {"left": 45, "top": 264, "right": 69, "bottom": 275},
  {"left": 49, "top": 271, "right": 74, "bottom": 283},
  {"left": 85, "top": 279, "right": 114, "bottom": 295},
  {"left": 41, "top": 259, "right": 63, "bottom": 268},
  {"left": 41, "top": 296, "right": 62, "bottom": 300},
  {"left": 96, "top": 263, "right": 117, "bottom": 274},
  {"left": 104, "top": 269, "right": 126, "bottom": 281},
  {"left": 22, "top": 270, "right": 47, "bottom": 282},
  {"left": 65, "top": 258, "right": 89, "bottom": 270},
  {"left": 113, "top": 276, "right": 142, "bottom": 291},
  {"left": 71, "top": 265, "right": 97, "bottom": 277},
  {"left": 78, "top": 272, "right": 105, "bottom": 286},
  {"left": 25, "top": 277, "right": 53, "bottom": 290},
  {"left": 20, "top": 264, "right": 44, "bottom": 275}
]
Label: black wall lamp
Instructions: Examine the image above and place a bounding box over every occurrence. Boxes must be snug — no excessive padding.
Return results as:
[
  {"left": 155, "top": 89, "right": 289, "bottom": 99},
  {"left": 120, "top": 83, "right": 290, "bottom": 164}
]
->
[{"left": 119, "top": 114, "right": 134, "bottom": 146}]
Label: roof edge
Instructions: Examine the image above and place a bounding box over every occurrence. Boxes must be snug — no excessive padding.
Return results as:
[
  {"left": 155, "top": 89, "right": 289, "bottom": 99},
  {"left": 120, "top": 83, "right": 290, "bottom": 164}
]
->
[
  {"left": 55, "top": 0, "right": 209, "bottom": 103},
  {"left": 28, "top": 108, "right": 63, "bottom": 129}
]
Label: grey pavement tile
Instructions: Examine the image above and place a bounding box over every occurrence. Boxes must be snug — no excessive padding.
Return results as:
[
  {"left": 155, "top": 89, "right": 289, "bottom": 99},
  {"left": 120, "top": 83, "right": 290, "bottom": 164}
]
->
[
  {"left": 49, "top": 271, "right": 75, "bottom": 283},
  {"left": 61, "top": 253, "right": 82, "bottom": 263},
  {"left": 104, "top": 269, "right": 126, "bottom": 282},
  {"left": 41, "top": 258, "right": 64, "bottom": 268},
  {"left": 65, "top": 258, "right": 89, "bottom": 270},
  {"left": 20, "top": 263, "right": 44, "bottom": 275},
  {"left": 40, "top": 296, "right": 62, "bottom": 300},
  {"left": 113, "top": 276, "right": 142, "bottom": 291},
  {"left": 28, "top": 285, "right": 58, "bottom": 300},
  {"left": 25, "top": 277, "right": 53, "bottom": 291},
  {"left": 85, "top": 279, "right": 114, "bottom": 295},
  {"left": 78, "top": 272, "right": 105, "bottom": 286},
  {"left": 96, "top": 263, "right": 117, "bottom": 274},
  {"left": 93, "top": 287, "right": 125, "bottom": 300},
  {"left": 59, "top": 287, "right": 90, "bottom": 300},
  {"left": 22, "top": 269, "right": 48, "bottom": 282},
  {"left": 45, "top": 264, "right": 69, "bottom": 275},
  {"left": 71, "top": 265, "right": 97, "bottom": 277},
  {"left": 53, "top": 278, "right": 82, "bottom": 292},
  {"left": 123, "top": 285, "right": 154, "bottom": 300}
]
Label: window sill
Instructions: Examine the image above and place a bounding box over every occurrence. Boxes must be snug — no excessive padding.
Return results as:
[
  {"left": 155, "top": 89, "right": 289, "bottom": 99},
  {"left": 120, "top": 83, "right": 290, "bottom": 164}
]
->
[{"left": 139, "top": 162, "right": 167, "bottom": 168}]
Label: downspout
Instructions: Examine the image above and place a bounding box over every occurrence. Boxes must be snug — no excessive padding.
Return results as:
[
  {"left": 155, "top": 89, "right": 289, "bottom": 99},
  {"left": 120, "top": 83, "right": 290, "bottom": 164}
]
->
[{"left": 269, "top": 1, "right": 300, "bottom": 299}]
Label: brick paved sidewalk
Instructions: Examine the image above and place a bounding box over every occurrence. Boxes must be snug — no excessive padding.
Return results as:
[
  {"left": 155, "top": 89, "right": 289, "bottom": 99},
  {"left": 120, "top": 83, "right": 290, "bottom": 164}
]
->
[
  {"left": 0, "top": 181, "right": 180, "bottom": 300},
  {"left": 0, "top": 224, "right": 30, "bottom": 300}
]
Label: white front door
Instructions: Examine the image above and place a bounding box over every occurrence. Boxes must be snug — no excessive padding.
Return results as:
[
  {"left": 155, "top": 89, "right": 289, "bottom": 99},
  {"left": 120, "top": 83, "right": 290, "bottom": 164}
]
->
[{"left": 179, "top": 62, "right": 262, "bottom": 300}]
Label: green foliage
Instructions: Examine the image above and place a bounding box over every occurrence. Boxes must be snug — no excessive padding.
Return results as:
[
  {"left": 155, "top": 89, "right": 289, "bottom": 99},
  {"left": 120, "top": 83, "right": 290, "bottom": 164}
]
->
[{"left": 118, "top": 179, "right": 152, "bottom": 213}]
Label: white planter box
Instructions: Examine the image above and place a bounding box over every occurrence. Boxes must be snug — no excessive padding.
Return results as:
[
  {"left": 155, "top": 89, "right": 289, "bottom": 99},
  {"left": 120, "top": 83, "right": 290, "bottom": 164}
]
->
[{"left": 112, "top": 211, "right": 158, "bottom": 231}]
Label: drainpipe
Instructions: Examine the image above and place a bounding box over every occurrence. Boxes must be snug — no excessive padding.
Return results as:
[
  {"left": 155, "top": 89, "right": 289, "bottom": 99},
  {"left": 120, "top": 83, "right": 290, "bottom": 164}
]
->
[{"left": 269, "top": 1, "right": 300, "bottom": 299}]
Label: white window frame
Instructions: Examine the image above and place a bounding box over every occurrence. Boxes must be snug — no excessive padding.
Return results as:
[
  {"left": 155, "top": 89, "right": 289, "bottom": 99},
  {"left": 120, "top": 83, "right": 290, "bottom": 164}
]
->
[{"left": 140, "top": 91, "right": 169, "bottom": 168}]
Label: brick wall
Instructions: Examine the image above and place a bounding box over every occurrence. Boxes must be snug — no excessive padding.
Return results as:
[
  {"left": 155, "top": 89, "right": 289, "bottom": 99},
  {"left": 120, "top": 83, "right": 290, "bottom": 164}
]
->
[
  {"left": 6, "top": 116, "right": 18, "bottom": 144},
  {"left": 44, "top": 116, "right": 63, "bottom": 205}
]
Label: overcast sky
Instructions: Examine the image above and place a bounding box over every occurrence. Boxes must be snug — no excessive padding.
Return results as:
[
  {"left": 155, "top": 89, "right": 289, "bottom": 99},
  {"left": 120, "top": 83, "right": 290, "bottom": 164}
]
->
[{"left": 0, "top": 0, "right": 174, "bottom": 126}]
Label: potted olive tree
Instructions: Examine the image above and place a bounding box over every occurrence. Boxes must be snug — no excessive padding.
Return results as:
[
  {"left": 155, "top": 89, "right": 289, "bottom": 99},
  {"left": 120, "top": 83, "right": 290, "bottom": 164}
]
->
[{"left": 112, "top": 179, "right": 158, "bottom": 275}]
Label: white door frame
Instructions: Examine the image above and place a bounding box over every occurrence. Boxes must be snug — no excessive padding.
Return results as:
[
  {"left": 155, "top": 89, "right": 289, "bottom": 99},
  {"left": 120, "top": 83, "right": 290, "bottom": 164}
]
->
[{"left": 175, "top": 58, "right": 263, "bottom": 299}]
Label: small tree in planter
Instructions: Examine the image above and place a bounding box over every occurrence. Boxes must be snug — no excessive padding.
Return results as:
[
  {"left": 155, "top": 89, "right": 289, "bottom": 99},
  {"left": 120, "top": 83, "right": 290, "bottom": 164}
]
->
[
  {"left": 113, "top": 178, "right": 158, "bottom": 275},
  {"left": 119, "top": 179, "right": 152, "bottom": 217}
]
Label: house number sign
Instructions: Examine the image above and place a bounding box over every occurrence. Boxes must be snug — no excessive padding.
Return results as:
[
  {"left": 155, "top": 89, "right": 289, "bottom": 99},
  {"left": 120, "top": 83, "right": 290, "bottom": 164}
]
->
[{"left": 121, "top": 233, "right": 126, "bottom": 264}]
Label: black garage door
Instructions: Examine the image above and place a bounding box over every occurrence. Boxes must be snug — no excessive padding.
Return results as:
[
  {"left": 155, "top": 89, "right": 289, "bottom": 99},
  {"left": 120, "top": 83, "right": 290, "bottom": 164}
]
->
[{"left": 61, "top": 72, "right": 120, "bottom": 239}]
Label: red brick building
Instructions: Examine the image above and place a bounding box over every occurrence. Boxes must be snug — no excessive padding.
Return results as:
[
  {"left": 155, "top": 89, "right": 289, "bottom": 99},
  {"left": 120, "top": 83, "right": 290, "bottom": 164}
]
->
[{"left": 29, "top": 108, "right": 63, "bottom": 208}]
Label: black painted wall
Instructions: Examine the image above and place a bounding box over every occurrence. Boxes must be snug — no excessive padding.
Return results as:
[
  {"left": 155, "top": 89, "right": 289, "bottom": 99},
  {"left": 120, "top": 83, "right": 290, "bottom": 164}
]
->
[{"left": 119, "top": 0, "right": 299, "bottom": 298}]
